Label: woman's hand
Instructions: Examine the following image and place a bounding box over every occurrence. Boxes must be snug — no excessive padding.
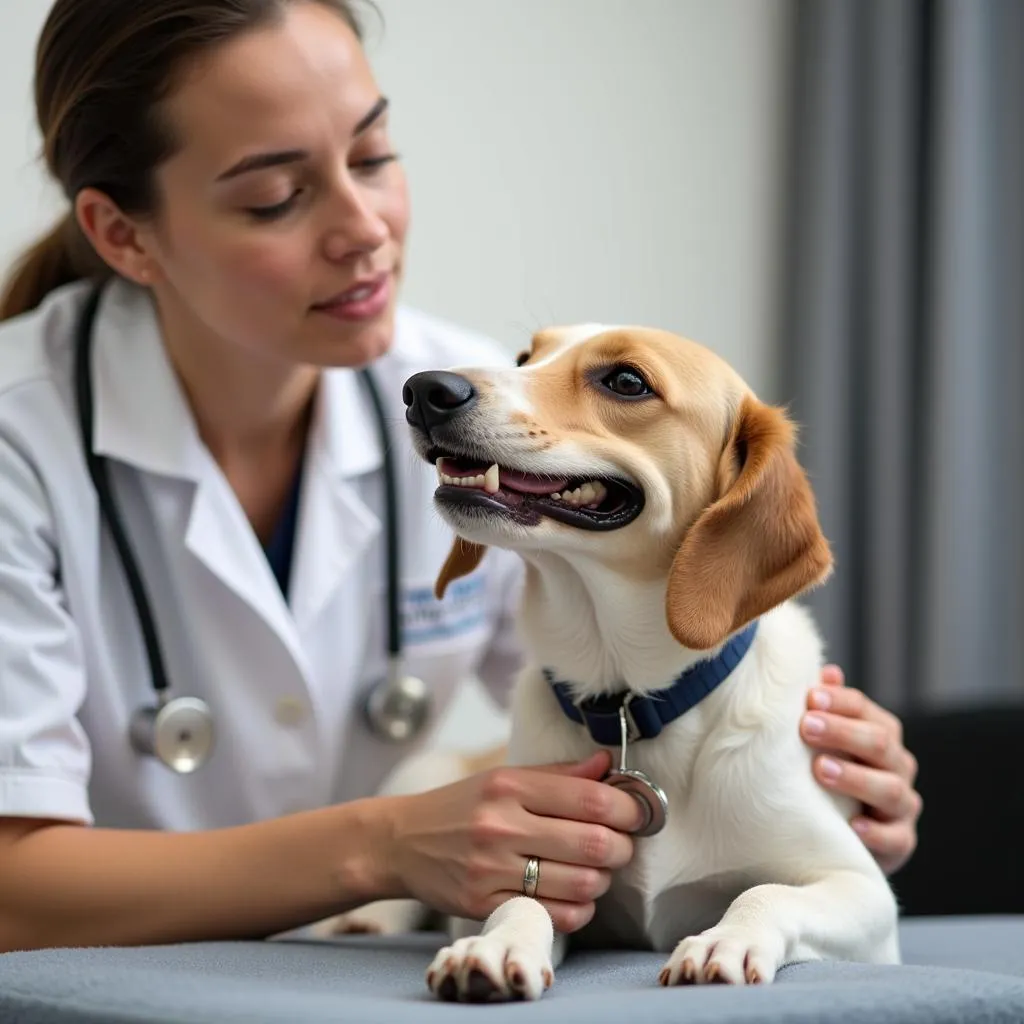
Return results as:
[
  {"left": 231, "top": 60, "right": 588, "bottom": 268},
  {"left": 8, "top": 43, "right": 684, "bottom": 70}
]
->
[
  {"left": 383, "top": 750, "right": 643, "bottom": 934},
  {"left": 801, "top": 665, "right": 922, "bottom": 875}
]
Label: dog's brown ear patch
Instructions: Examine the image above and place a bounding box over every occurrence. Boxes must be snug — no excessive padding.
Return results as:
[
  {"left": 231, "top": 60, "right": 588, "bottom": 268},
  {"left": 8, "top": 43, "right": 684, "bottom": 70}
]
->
[
  {"left": 665, "top": 396, "right": 833, "bottom": 650},
  {"left": 434, "top": 538, "right": 488, "bottom": 599}
]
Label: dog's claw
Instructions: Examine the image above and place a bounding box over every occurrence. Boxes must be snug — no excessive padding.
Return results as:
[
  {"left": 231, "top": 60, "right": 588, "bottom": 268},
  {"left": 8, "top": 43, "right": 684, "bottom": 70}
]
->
[
  {"left": 663, "top": 926, "right": 782, "bottom": 987},
  {"left": 426, "top": 933, "right": 553, "bottom": 1002}
]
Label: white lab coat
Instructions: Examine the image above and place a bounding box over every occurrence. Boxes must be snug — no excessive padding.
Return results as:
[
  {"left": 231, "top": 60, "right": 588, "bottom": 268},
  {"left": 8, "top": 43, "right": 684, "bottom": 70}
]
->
[{"left": 0, "top": 278, "right": 524, "bottom": 831}]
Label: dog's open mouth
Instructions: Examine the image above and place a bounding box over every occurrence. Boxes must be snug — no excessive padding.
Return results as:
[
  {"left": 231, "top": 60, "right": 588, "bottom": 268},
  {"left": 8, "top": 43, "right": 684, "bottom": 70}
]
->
[{"left": 428, "top": 452, "right": 644, "bottom": 531}]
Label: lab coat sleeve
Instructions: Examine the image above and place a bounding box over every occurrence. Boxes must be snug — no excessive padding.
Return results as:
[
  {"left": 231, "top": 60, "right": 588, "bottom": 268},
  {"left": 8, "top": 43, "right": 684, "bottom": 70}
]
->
[
  {"left": 474, "top": 548, "right": 527, "bottom": 712},
  {"left": 0, "top": 435, "right": 94, "bottom": 824}
]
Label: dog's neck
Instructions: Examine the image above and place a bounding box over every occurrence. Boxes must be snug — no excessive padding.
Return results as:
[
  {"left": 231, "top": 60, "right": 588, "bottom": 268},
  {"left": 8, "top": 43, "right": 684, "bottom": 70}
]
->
[{"left": 516, "top": 551, "right": 719, "bottom": 701}]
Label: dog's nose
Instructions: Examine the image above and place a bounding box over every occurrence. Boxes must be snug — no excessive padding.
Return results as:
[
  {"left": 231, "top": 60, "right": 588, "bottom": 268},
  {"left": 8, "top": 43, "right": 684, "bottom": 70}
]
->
[{"left": 402, "top": 370, "right": 478, "bottom": 430}]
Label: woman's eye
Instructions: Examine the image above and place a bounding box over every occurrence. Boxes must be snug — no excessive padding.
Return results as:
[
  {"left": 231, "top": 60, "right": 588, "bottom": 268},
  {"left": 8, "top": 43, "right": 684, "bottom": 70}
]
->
[
  {"left": 246, "top": 190, "right": 303, "bottom": 222},
  {"left": 601, "top": 367, "right": 653, "bottom": 398},
  {"left": 352, "top": 153, "right": 399, "bottom": 173}
]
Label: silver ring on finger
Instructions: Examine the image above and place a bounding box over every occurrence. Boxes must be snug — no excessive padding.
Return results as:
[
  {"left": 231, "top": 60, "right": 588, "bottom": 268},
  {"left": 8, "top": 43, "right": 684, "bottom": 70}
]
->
[{"left": 521, "top": 856, "right": 541, "bottom": 898}]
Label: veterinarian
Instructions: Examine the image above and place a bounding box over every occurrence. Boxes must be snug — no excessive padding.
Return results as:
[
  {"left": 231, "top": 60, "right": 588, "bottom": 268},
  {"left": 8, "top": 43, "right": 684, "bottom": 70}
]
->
[{"left": 0, "top": 0, "right": 923, "bottom": 953}]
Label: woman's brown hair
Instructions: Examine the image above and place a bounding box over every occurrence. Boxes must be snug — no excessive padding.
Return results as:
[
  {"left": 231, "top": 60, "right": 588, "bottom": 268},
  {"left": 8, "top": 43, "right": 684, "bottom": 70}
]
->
[{"left": 0, "top": 0, "right": 369, "bottom": 322}]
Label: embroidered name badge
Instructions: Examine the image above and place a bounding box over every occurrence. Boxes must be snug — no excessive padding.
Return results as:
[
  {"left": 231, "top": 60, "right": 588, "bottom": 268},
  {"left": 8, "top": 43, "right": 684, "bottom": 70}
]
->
[{"left": 401, "top": 572, "right": 488, "bottom": 648}]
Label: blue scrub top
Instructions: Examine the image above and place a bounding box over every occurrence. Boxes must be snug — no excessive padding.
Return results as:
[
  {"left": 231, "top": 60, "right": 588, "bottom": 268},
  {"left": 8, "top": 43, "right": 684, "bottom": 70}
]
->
[{"left": 262, "top": 454, "right": 305, "bottom": 601}]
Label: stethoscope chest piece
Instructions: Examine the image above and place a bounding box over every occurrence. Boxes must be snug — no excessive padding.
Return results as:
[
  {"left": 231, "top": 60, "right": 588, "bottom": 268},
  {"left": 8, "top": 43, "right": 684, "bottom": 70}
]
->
[
  {"left": 129, "top": 696, "right": 215, "bottom": 774},
  {"left": 364, "top": 660, "right": 431, "bottom": 743},
  {"left": 602, "top": 698, "right": 669, "bottom": 838},
  {"left": 604, "top": 768, "right": 669, "bottom": 838}
]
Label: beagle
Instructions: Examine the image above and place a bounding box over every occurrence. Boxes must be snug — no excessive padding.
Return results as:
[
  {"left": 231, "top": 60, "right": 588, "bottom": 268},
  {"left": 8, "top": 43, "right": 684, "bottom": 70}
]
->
[{"left": 328, "top": 324, "right": 901, "bottom": 999}]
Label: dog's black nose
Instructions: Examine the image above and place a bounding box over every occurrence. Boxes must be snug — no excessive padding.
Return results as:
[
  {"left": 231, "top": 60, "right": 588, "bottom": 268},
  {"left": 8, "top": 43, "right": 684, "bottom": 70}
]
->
[{"left": 402, "top": 370, "right": 477, "bottom": 430}]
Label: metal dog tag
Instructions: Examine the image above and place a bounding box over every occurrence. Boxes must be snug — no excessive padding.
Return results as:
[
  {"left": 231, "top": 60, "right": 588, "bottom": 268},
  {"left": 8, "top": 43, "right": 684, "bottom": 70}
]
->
[{"left": 603, "top": 701, "right": 668, "bottom": 837}]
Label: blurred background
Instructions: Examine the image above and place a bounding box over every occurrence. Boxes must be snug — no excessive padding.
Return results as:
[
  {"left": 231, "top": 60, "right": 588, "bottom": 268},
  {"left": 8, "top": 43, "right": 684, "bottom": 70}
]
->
[{"left": 1, "top": 0, "right": 1021, "bottom": 911}]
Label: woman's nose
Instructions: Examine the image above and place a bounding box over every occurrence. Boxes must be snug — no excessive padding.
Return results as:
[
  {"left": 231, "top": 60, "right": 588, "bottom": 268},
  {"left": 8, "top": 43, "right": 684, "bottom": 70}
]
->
[{"left": 322, "top": 182, "right": 390, "bottom": 260}]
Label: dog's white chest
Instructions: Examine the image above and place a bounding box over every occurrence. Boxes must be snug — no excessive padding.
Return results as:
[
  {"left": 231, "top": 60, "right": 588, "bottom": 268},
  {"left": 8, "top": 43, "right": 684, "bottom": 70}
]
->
[{"left": 579, "top": 809, "right": 754, "bottom": 953}]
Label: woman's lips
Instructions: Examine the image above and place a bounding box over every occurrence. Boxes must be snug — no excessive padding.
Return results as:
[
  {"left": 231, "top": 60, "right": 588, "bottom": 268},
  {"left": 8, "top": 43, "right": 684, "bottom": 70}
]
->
[{"left": 313, "top": 273, "right": 391, "bottom": 321}]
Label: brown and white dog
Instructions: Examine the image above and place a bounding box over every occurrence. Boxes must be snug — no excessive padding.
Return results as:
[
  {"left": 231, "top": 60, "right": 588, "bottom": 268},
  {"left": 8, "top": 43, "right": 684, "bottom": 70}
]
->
[{"left": 325, "top": 324, "right": 900, "bottom": 998}]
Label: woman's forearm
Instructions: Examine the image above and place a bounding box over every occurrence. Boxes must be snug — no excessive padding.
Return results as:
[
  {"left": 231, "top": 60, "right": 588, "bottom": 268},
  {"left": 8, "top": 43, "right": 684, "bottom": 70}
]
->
[{"left": 0, "top": 798, "right": 399, "bottom": 953}]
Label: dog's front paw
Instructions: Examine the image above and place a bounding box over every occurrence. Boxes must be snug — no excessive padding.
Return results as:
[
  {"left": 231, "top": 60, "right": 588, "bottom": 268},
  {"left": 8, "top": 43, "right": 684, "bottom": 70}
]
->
[
  {"left": 660, "top": 925, "right": 785, "bottom": 986},
  {"left": 426, "top": 933, "right": 554, "bottom": 1002}
]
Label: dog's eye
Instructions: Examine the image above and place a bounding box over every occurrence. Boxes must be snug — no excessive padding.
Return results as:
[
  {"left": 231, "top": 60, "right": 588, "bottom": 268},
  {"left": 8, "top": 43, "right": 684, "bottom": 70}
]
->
[
  {"left": 515, "top": 350, "right": 531, "bottom": 367},
  {"left": 602, "top": 367, "right": 653, "bottom": 398}
]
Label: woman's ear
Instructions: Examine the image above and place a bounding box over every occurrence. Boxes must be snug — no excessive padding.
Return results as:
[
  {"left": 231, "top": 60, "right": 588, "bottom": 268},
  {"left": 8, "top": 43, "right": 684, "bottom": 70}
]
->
[
  {"left": 665, "top": 395, "right": 833, "bottom": 650},
  {"left": 434, "top": 538, "right": 488, "bottom": 599}
]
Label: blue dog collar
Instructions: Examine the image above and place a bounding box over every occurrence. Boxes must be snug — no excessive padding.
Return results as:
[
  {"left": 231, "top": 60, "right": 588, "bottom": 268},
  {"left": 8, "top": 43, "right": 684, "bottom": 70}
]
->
[{"left": 545, "top": 620, "right": 759, "bottom": 746}]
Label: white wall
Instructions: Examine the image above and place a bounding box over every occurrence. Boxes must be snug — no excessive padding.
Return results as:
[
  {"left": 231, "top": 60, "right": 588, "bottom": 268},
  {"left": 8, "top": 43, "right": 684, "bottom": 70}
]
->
[
  {"left": 0, "top": 3, "right": 64, "bottom": 275},
  {"left": 0, "top": 0, "right": 791, "bottom": 750},
  {"left": 367, "top": 0, "right": 790, "bottom": 393}
]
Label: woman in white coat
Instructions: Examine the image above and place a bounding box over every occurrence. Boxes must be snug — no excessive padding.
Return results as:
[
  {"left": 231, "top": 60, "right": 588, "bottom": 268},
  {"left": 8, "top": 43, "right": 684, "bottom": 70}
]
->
[{"left": 0, "top": 0, "right": 922, "bottom": 952}]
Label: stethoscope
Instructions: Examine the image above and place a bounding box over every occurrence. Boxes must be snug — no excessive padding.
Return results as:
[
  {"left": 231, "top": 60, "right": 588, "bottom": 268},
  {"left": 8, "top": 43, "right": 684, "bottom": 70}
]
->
[{"left": 73, "top": 283, "right": 433, "bottom": 774}]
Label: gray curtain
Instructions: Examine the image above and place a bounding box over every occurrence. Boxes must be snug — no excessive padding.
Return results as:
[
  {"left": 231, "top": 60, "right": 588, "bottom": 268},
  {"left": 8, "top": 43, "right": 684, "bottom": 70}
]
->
[{"left": 778, "top": 0, "right": 1024, "bottom": 713}]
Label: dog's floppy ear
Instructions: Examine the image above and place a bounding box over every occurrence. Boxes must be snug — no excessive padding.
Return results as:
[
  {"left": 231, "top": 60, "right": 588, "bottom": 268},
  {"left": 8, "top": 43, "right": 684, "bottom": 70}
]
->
[
  {"left": 434, "top": 537, "right": 488, "bottom": 599},
  {"left": 665, "top": 395, "right": 833, "bottom": 650}
]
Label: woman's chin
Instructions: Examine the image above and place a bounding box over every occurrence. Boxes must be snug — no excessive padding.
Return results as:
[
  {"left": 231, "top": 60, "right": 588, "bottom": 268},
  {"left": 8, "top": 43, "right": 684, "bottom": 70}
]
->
[{"left": 310, "top": 314, "right": 396, "bottom": 369}]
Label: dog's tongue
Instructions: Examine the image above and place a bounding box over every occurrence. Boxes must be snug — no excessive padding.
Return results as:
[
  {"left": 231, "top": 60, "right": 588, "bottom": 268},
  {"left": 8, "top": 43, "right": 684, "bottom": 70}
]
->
[{"left": 499, "top": 468, "right": 569, "bottom": 495}]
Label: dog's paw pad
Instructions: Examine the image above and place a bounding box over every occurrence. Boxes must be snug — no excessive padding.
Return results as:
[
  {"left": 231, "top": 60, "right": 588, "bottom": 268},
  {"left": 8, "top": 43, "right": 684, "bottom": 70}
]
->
[
  {"left": 662, "top": 927, "right": 782, "bottom": 986},
  {"left": 466, "top": 967, "right": 503, "bottom": 1003},
  {"left": 426, "top": 935, "right": 552, "bottom": 1002},
  {"left": 436, "top": 974, "right": 459, "bottom": 1002}
]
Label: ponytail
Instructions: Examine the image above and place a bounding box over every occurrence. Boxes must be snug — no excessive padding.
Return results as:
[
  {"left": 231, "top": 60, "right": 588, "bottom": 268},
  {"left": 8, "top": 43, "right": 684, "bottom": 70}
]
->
[{"left": 0, "top": 213, "right": 108, "bottom": 323}]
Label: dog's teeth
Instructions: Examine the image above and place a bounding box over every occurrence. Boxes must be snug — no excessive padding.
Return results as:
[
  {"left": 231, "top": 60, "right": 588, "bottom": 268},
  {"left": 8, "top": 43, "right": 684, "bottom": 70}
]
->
[
  {"left": 593, "top": 482, "right": 607, "bottom": 504},
  {"left": 441, "top": 474, "right": 452, "bottom": 485},
  {"left": 483, "top": 463, "right": 500, "bottom": 494},
  {"left": 473, "top": 474, "right": 485, "bottom": 488},
  {"left": 578, "top": 483, "right": 597, "bottom": 505},
  {"left": 550, "top": 492, "right": 562, "bottom": 500}
]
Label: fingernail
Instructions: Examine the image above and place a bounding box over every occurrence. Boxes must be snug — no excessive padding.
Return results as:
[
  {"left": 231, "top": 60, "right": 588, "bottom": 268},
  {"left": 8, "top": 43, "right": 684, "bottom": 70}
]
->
[
  {"left": 851, "top": 818, "right": 870, "bottom": 835},
  {"left": 819, "top": 756, "right": 842, "bottom": 781},
  {"left": 809, "top": 688, "right": 832, "bottom": 710},
  {"left": 803, "top": 713, "right": 826, "bottom": 736}
]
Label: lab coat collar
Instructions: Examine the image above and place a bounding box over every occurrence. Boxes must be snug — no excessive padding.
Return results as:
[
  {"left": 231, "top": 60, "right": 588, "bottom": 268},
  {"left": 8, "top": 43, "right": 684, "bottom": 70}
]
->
[
  {"left": 90, "top": 278, "right": 396, "bottom": 656},
  {"left": 92, "top": 279, "right": 208, "bottom": 481},
  {"left": 310, "top": 365, "right": 384, "bottom": 481},
  {"left": 91, "top": 277, "right": 389, "bottom": 485}
]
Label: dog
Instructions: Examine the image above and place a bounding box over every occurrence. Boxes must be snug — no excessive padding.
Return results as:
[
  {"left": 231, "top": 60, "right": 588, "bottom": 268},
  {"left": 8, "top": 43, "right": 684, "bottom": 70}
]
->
[{"left": 324, "top": 323, "right": 901, "bottom": 999}]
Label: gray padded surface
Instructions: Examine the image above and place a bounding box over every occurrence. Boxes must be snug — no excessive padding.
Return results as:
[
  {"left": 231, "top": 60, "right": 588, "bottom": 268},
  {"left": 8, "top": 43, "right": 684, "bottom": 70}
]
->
[{"left": 1, "top": 917, "right": 1023, "bottom": 1024}]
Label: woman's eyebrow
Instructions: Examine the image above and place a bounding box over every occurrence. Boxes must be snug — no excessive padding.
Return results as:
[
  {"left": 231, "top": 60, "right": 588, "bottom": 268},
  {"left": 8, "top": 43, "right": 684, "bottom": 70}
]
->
[
  {"left": 353, "top": 95, "right": 389, "bottom": 135},
  {"left": 216, "top": 96, "right": 390, "bottom": 182}
]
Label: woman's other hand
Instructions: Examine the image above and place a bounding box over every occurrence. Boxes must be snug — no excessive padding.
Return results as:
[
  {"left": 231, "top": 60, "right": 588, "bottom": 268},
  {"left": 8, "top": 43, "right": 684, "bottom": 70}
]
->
[{"left": 801, "top": 664, "right": 923, "bottom": 875}]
